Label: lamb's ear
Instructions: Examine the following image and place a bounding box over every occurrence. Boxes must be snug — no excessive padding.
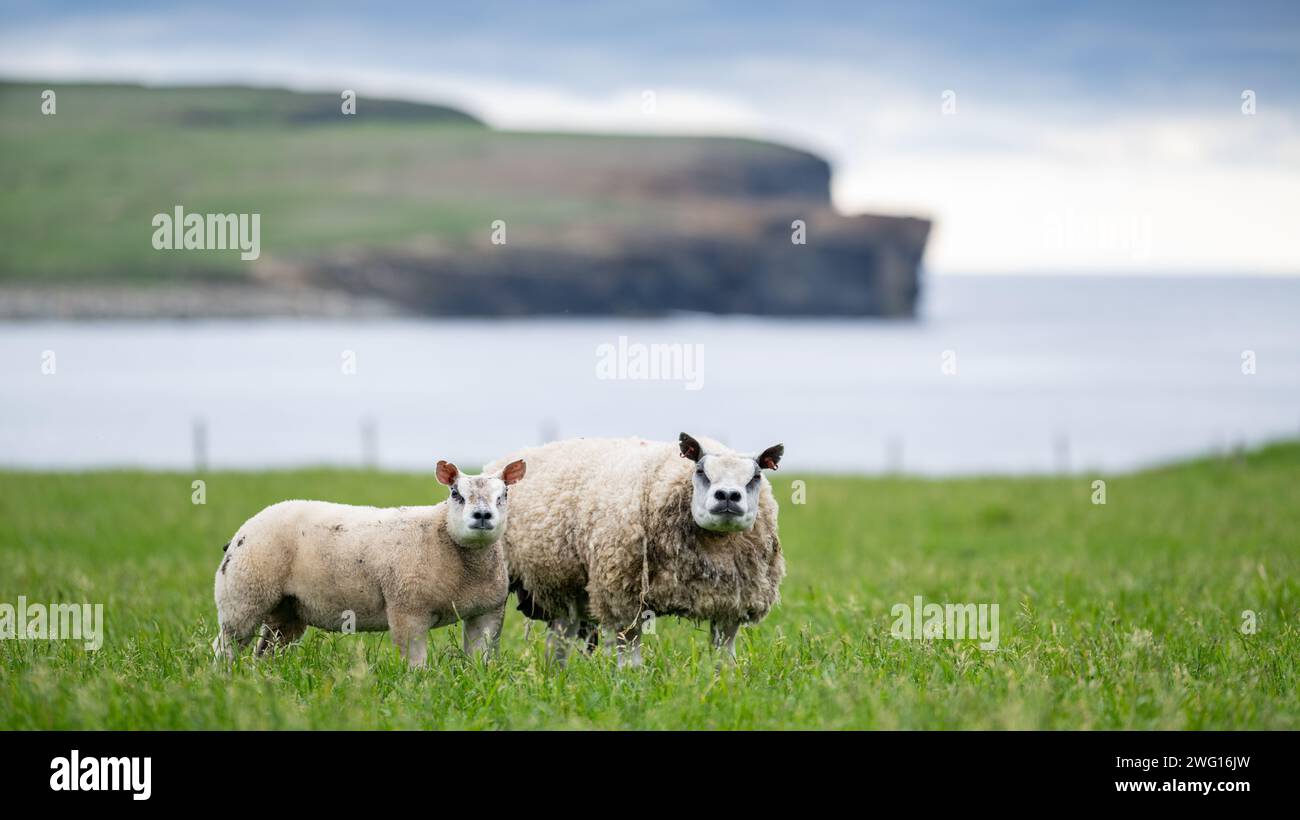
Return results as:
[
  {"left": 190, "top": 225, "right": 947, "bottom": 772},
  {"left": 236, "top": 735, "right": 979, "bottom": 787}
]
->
[
  {"left": 501, "top": 459, "right": 526, "bottom": 486},
  {"left": 435, "top": 460, "right": 459, "bottom": 486},
  {"left": 679, "top": 432, "right": 704, "bottom": 462},
  {"left": 757, "top": 444, "right": 784, "bottom": 471}
]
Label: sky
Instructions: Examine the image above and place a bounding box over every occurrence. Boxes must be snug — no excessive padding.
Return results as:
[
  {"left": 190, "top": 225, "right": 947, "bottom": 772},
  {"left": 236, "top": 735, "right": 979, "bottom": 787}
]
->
[{"left": 2, "top": 0, "right": 1298, "bottom": 274}]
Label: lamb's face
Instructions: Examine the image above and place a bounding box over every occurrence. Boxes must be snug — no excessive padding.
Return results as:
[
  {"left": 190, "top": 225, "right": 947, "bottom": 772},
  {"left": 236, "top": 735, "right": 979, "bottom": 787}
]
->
[
  {"left": 436, "top": 459, "right": 527, "bottom": 548},
  {"left": 679, "top": 433, "right": 784, "bottom": 533}
]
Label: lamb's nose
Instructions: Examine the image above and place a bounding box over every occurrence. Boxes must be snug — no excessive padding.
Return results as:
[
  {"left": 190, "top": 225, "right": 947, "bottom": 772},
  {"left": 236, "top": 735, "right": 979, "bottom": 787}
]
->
[
  {"left": 472, "top": 510, "right": 493, "bottom": 521},
  {"left": 727, "top": 490, "right": 742, "bottom": 503},
  {"left": 713, "top": 489, "right": 728, "bottom": 501}
]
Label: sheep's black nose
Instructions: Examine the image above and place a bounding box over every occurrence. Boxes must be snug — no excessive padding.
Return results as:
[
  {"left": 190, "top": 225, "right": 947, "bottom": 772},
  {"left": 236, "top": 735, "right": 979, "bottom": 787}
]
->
[
  {"left": 472, "top": 510, "right": 493, "bottom": 521},
  {"left": 727, "top": 490, "right": 742, "bottom": 502},
  {"left": 713, "top": 489, "right": 728, "bottom": 501},
  {"left": 713, "top": 489, "right": 743, "bottom": 503}
]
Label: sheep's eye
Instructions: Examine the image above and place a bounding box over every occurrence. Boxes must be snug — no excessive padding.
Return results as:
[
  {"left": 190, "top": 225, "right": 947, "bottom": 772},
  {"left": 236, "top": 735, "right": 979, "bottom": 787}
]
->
[
  {"left": 450, "top": 487, "right": 463, "bottom": 502},
  {"left": 747, "top": 473, "right": 761, "bottom": 487},
  {"left": 500, "top": 489, "right": 508, "bottom": 503}
]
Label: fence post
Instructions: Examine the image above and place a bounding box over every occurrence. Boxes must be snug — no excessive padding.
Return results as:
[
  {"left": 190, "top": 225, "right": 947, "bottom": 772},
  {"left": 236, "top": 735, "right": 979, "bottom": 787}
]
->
[
  {"left": 192, "top": 418, "right": 208, "bottom": 473},
  {"left": 361, "top": 417, "right": 378, "bottom": 469},
  {"left": 1053, "top": 432, "right": 1070, "bottom": 474},
  {"left": 885, "top": 435, "right": 903, "bottom": 475}
]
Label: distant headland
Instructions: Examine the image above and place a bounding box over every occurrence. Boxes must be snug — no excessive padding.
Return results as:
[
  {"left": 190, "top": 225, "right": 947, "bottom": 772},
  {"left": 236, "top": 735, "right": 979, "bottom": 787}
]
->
[{"left": 0, "top": 81, "right": 929, "bottom": 318}]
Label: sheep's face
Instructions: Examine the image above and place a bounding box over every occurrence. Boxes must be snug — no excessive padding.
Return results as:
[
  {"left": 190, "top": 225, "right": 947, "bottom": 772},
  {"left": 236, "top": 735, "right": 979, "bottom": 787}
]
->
[
  {"left": 679, "top": 433, "right": 783, "bottom": 533},
  {"left": 436, "top": 459, "right": 527, "bottom": 548}
]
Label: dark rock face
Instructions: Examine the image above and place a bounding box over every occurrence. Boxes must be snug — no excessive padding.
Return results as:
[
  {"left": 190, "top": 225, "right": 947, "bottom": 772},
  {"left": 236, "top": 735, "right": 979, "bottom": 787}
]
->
[
  {"left": 306, "top": 209, "right": 929, "bottom": 317},
  {"left": 291, "top": 139, "right": 931, "bottom": 318},
  {"left": 261, "top": 125, "right": 930, "bottom": 318}
]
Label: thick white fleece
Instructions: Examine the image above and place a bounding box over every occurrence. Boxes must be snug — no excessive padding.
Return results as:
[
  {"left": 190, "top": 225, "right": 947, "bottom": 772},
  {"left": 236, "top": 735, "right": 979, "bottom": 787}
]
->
[{"left": 487, "top": 436, "right": 784, "bottom": 631}]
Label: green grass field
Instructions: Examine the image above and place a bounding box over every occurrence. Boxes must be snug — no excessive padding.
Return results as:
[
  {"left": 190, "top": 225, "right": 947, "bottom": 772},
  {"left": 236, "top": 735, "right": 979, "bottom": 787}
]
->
[{"left": 2, "top": 443, "right": 1297, "bottom": 730}]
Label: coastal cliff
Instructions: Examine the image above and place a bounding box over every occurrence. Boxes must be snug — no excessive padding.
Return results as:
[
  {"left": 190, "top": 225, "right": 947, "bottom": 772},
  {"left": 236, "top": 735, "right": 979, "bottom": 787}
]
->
[{"left": 0, "top": 82, "right": 929, "bottom": 318}]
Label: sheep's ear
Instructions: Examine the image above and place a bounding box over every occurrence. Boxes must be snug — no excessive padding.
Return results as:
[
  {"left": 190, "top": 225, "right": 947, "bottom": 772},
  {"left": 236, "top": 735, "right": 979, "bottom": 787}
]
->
[
  {"left": 435, "top": 460, "right": 459, "bottom": 486},
  {"left": 679, "top": 432, "right": 704, "bottom": 462},
  {"left": 757, "top": 444, "right": 784, "bottom": 471},
  {"left": 501, "top": 459, "right": 526, "bottom": 486}
]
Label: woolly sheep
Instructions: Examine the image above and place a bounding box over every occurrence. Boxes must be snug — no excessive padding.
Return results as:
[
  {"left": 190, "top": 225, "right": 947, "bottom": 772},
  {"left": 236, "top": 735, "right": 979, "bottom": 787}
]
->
[
  {"left": 212, "top": 458, "right": 526, "bottom": 667},
  {"left": 485, "top": 433, "right": 784, "bottom": 667}
]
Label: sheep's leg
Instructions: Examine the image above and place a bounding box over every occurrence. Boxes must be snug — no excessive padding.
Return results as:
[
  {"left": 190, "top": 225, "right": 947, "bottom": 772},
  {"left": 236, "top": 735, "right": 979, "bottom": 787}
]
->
[
  {"left": 710, "top": 619, "right": 740, "bottom": 665},
  {"left": 463, "top": 606, "right": 504, "bottom": 661},
  {"left": 545, "top": 618, "right": 578, "bottom": 665},
  {"left": 577, "top": 621, "right": 600, "bottom": 654},
  {"left": 388, "top": 610, "right": 433, "bottom": 669},
  {"left": 614, "top": 621, "right": 643, "bottom": 669},
  {"left": 545, "top": 604, "right": 581, "bottom": 666}
]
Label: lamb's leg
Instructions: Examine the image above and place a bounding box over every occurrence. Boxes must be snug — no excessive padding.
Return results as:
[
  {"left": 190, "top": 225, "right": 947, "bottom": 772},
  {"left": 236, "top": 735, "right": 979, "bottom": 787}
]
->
[
  {"left": 214, "top": 580, "right": 276, "bottom": 665},
  {"left": 615, "top": 621, "right": 643, "bottom": 669},
  {"left": 388, "top": 610, "right": 433, "bottom": 669},
  {"left": 255, "top": 597, "right": 306, "bottom": 657},
  {"left": 214, "top": 623, "right": 254, "bottom": 665},
  {"left": 710, "top": 619, "right": 740, "bottom": 665},
  {"left": 254, "top": 619, "right": 306, "bottom": 657},
  {"left": 463, "top": 605, "right": 505, "bottom": 661},
  {"left": 212, "top": 629, "right": 230, "bottom": 662},
  {"left": 253, "top": 625, "right": 276, "bottom": 657}
]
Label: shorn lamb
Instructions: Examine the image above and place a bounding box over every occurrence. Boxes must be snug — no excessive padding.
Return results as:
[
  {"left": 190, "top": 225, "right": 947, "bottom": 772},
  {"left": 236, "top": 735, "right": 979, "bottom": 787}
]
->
[{"left": 213, "top": 459, "right": 526, "bottom": 667}]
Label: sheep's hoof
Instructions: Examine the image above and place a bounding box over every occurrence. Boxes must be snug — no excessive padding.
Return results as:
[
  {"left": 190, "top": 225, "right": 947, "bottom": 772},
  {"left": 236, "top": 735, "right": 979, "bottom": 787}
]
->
[{"left": 616, "top": 647, "right": 644, "bottom": 669}]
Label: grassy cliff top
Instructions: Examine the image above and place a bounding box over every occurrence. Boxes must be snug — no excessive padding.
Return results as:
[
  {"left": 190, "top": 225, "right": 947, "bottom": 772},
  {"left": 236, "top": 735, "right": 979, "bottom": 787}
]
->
[{"left": 0, "top": 81, "right": 832, "bottom": 283}]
